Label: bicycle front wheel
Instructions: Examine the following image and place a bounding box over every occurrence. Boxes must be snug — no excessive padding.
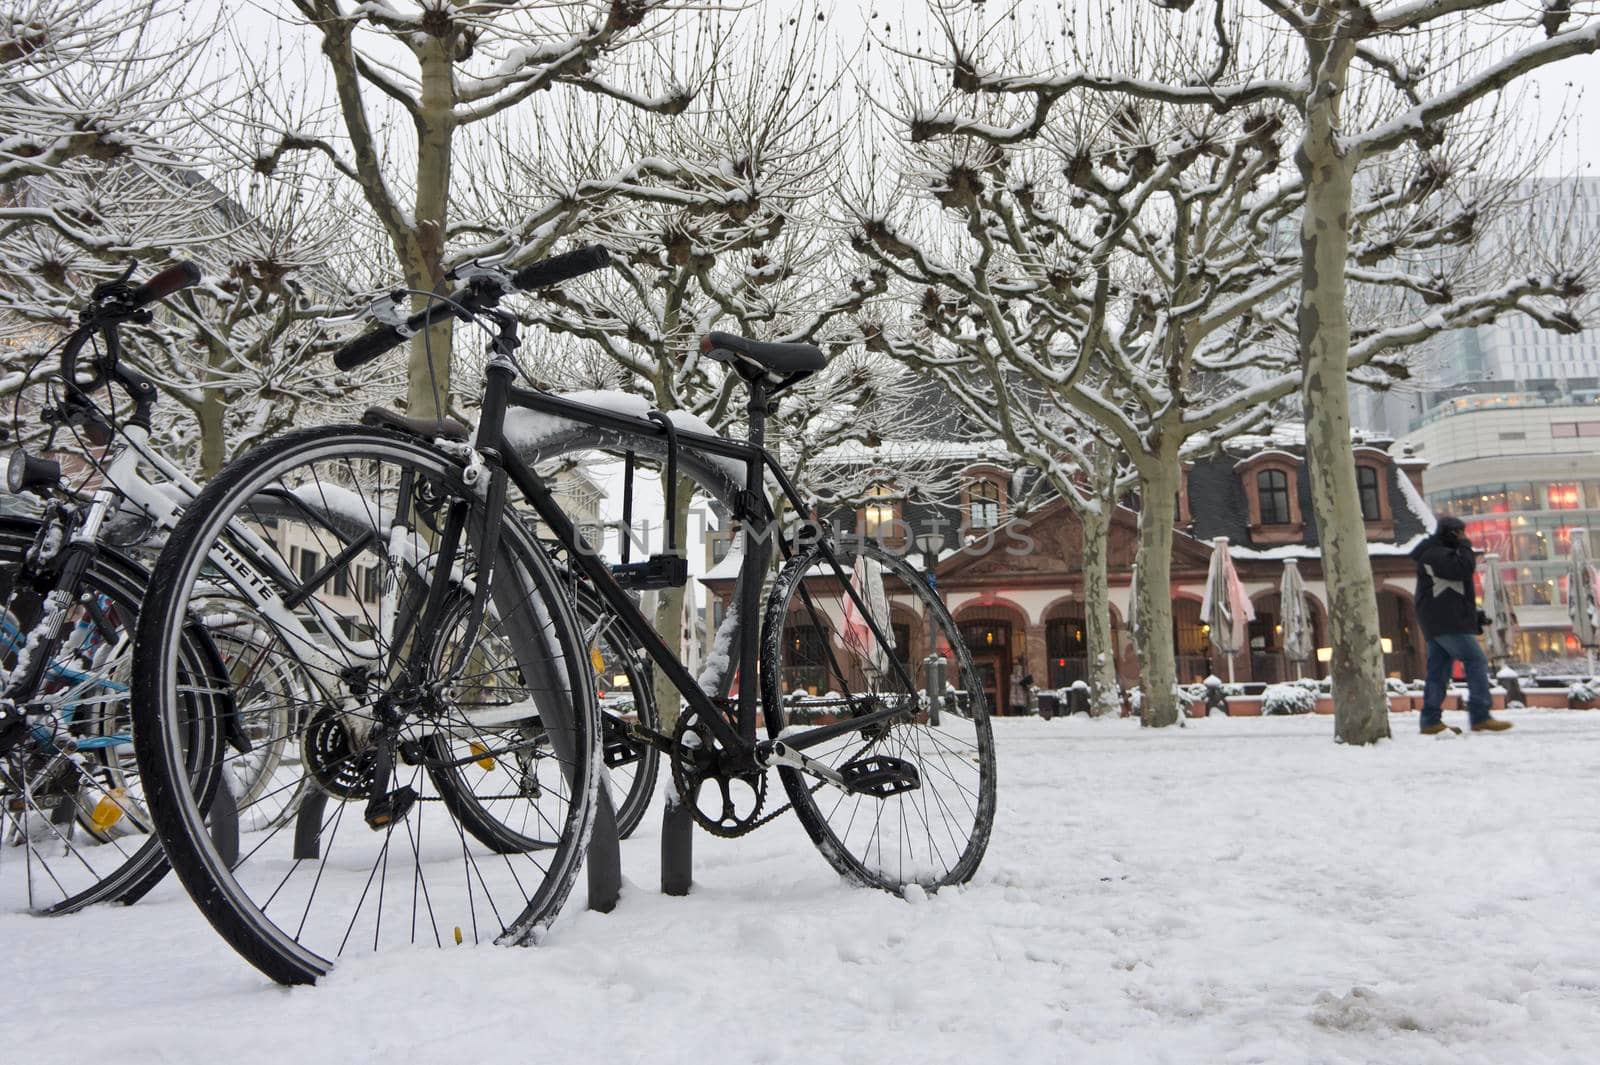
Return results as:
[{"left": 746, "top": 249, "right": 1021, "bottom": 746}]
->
[
  {"left": 132, "top": 426, "right": 600, "bottom": 985},
  {"left": 760, "top": 540, "right": 996, "bottom": 892}
]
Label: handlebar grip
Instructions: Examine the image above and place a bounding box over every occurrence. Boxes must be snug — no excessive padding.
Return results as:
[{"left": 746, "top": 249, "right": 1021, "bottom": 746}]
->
[
  {"left": 129, "top": 261, "right": 202, "bottom": 308},
  {"left": 331, "top": 246, "right": 610, "bottom": 371},
  {"left": 332, "top": 324, "right": 407, "bottom": 371},
  {"left": 510, "top": 245, "right": 610, "bottom": 291}
]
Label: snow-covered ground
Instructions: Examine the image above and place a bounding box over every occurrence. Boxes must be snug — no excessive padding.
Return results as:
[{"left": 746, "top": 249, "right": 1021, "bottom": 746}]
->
[{"left": 5, "top": 710, "right": 1599, "bottom": 1065}]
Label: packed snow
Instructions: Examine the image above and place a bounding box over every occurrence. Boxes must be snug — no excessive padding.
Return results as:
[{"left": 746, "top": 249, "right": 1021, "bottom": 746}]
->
[{"left": 4, "top": 710, "right": 1599, "bottom": 1064}]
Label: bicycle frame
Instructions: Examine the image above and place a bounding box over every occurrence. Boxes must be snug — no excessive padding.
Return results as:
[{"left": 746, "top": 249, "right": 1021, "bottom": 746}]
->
[{"left": 468, "top": 353, "right": 928, "bottom": 764}]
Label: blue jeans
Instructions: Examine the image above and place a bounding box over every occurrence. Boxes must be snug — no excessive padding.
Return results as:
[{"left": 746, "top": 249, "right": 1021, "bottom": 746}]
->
[{"left": 1421, "top": 633, "right": 1492, "bottom": 728}]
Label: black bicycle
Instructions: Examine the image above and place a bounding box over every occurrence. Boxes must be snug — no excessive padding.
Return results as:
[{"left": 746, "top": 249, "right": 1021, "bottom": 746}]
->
[{"left": 130, "top": 246, "right": 996, "bottom": 985}]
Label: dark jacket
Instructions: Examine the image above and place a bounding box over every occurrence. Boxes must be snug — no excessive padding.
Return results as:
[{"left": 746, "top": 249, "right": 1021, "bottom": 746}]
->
[{"left": 1411, "top": 523, "right": 1479, "bottom": 638}]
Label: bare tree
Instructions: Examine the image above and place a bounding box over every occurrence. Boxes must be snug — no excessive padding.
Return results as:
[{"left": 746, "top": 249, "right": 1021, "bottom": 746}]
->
[
  {"left": 0, "top": 0, "right": 194, "bottom": 184},
  {"left": 0, "top": 1, "right": 382, "bottom": 473},
  {"left": 252, "top": 0, "right": 704, "bottom": 421},
  {"left": 888, "top": 0, "right": 1596, "bottom": 736},
  {"left": 507, "top": 17, "right": 897, "bottom": 725}
]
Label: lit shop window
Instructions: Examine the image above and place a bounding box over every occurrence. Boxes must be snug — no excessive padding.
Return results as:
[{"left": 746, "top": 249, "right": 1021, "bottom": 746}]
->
[
  {"left": 863, "top": 484, "right": 897, "bottom": 539},
  {"left": 1546, "top": 483, "right": 1582, "bottom": 510}
]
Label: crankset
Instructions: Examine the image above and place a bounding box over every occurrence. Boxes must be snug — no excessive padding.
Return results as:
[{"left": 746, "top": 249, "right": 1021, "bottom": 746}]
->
[
  {"left": 669, "top": 706, "right": 766, "bottom": 838},
  {"left": 304, "top": 707, "right": 377, "bottom": 800}
]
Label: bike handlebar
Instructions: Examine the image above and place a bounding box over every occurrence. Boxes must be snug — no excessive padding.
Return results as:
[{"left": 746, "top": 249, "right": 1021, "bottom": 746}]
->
[
  {"left": 332, "top": 245, "right": 611, "bottom": 372},
  {"left": 127, "top": 261, "right": 203, "bottom": 309}
]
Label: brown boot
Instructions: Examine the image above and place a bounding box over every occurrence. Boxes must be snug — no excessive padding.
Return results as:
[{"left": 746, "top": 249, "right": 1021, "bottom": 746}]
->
[
  {"left": 1471, "top": 718, "right": 1514, "bottom": 732},
  {"left": 1421, "top": 723, "right": 1462, "bottom": 736}
]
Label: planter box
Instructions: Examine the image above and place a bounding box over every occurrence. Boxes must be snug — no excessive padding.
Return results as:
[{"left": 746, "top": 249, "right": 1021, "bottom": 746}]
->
[
  {"left": 1526, "top": 691, "right": 1569, "bottom": 709},
  {"left": 1387, "top": 695, "right": 1416, "bottom": 712},
  {"left": 1314, "top": 696, "right": 1335, "bottom": 715},
  {"left": 1225, "top": 696, "right": 1264, "bottom": 717}
]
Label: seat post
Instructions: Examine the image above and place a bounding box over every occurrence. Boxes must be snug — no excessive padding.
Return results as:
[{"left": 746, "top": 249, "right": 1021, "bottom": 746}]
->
[
  {"left": 744, "top": 377, "right": 767, "bottom": 450},
  {"left": 735, "top": 376, "right": 769, "bottom": 741}
]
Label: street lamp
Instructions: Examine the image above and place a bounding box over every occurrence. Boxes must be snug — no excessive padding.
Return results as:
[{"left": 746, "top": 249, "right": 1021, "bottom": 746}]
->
[{"left": 915, "top": 530, "right": 946, "bottom": 725}]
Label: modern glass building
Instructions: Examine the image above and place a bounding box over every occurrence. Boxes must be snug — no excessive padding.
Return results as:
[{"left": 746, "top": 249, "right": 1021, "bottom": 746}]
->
[{"left": 1401, "top": 394, "right": 1600, "bottom": 662}]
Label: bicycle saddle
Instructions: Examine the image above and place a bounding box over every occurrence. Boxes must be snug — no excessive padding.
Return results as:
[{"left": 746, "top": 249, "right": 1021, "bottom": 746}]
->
[
  {"left": 701, "top": 332, "right": 826, "bottom": 376},
  {"left": 361, "top": 407, "right": 470, "bottom": 442}
]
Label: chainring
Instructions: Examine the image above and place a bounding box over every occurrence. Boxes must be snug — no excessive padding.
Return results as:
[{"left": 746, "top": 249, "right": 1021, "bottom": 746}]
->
[
  {"left": 305, "top": 707, "right": 376, "bottom": 800},
  {"left": 669, "top": 706, "right": 766, "bottom": 838}
]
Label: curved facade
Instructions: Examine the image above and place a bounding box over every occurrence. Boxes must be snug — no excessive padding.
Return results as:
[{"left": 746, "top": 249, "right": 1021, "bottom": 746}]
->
[{"left": 1402, "top": 397, "right": 1600, "bottom": 662}]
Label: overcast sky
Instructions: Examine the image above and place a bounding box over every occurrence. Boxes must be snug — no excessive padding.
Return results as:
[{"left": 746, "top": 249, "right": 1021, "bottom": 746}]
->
[{"left": 222, "top": 1, "right": 1600, "bottom": 178}]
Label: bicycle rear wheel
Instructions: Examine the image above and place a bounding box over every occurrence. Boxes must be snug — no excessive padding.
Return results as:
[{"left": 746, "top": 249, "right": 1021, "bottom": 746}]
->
[
  {"left": 575, "top": 586, "right": 659, "bottom": 840},
  {"left": 760, "top": 540, "right": 995, "bottom": 892},
  {"left": 132, "top": 426, "right": 599, "bottom": 985},
  {"left": 0, "top": 517, "right": 219, "bottom": 914}
]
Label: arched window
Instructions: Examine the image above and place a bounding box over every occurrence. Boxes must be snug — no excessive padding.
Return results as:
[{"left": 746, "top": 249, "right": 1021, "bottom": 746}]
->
[
  {"left": 969, "top": 479, "right": 1002, "bottom": 529},
  {"left": 1257, "top": 469, "right": 1291, "bottom": 525},
  {"left": 1357, "top": 465, "right": 1383, "bottom": 522}
]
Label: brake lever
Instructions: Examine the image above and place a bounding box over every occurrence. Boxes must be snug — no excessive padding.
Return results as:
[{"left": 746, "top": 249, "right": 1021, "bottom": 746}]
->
[
  {"left": 89, "top": 261, "right": 138, "bottom": 303},
  {"left": 368, "top": 290, "right": 417, "bottom": 337}
]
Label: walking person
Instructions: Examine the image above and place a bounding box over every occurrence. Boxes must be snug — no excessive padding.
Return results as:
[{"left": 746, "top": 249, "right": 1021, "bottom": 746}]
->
[{"left": 1411, "top": 515, "right": 1513, "bottom": 735}]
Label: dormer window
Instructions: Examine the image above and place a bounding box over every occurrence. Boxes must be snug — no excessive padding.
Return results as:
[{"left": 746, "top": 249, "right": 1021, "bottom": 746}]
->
[
  {"left": 959, "top": 465, "right": 1010, "bottom": 539},
  {"left": 969, "top": 479, "right": 1001, "bottom": 530},
  {"left": 1358, "top": 465, "right": 1383, "bottom": 522},
  {"left": 1257, "top": 470, "right": 1292, "bottom": 525}
]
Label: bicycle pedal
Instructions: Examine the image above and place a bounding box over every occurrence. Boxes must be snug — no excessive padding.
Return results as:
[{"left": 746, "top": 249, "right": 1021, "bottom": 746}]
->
[
  {"left": 364, "top": 786, "right": 418, "bottom": 829},
  {"left": 603, "top": 735, "right": 642, "bottom": 768},
  {"left": 609, "top": 554, "right": 688, "bottom": 590},
  {"left": 839, "top": 755, "right": 920, "bottom": 798}
]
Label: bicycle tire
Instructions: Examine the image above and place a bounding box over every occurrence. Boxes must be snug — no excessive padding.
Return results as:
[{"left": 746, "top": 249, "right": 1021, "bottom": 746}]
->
[
  {"left": 0, "top": 517, "right": 222, "bottom": 914},
  {"left": 131, "top": 426, "right": 600, "bottom": 985},
  {"left": 574, "top": 585, "right": 660, "bottom": 840},
  {"left": 759, "top": 539, "right": 996, "bottom": 892}
]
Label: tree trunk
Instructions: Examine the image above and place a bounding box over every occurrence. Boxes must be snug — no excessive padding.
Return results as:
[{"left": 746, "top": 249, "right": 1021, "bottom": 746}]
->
[
  {"left": 1296, "top": 38, "right": 1391, "bottom": 745},
  {"left": 1078, "top": 494, "right": 1120, "bottom": 717},
  {"left": 1133, "top": 457, "right": 1180, "bottom": 727},
  {"left": 197, "top": 389, "right": 226, "bottom": 479},
  {"left": 406, "top": 40, "right": 455, "bottom": 420}
]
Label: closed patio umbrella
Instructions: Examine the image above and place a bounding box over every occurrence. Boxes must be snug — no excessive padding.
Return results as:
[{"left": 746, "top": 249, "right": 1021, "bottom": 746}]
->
[
  {"left": 1569, "top": 529, "right": 1600, "bottom": 674},
  {"left": 1479, "top": 552, "right": 1518, "bottom": 665},
  {"left": 1126, "top": 560, "right": 1140, "bottom": 641},
  {"left": 1201, "top": 537, "right": 1254, "bottom": 683},
  {"left": 1279, "top": 559, "right": 1314, "bottom": 679}
]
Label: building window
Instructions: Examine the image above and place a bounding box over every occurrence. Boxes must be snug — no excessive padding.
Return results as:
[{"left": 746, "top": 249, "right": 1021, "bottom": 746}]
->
[
  {"left": 1357, "top": 466, "right": 1383, "bottom": 522},
  {"left": 863, "top": 484, "right": 897, "bottom": 540},
  {"left": 1257, "top": 470, "right": 1292, "bottom": 525},
  {"left": 782, "top": 623, "right": 829, "bottom": 695},
  {"left": 298, "top": 549, "right": 320, "bottom": 583},
  {"left": 1547, "top": 483, "right": 1582, "bottom": 510},
  {"left": 1045, "top": 617, "right": 1087, "bottom": 689},
  {"left": 969, "top": 479, "right": 1001, "bottom": 530}
]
